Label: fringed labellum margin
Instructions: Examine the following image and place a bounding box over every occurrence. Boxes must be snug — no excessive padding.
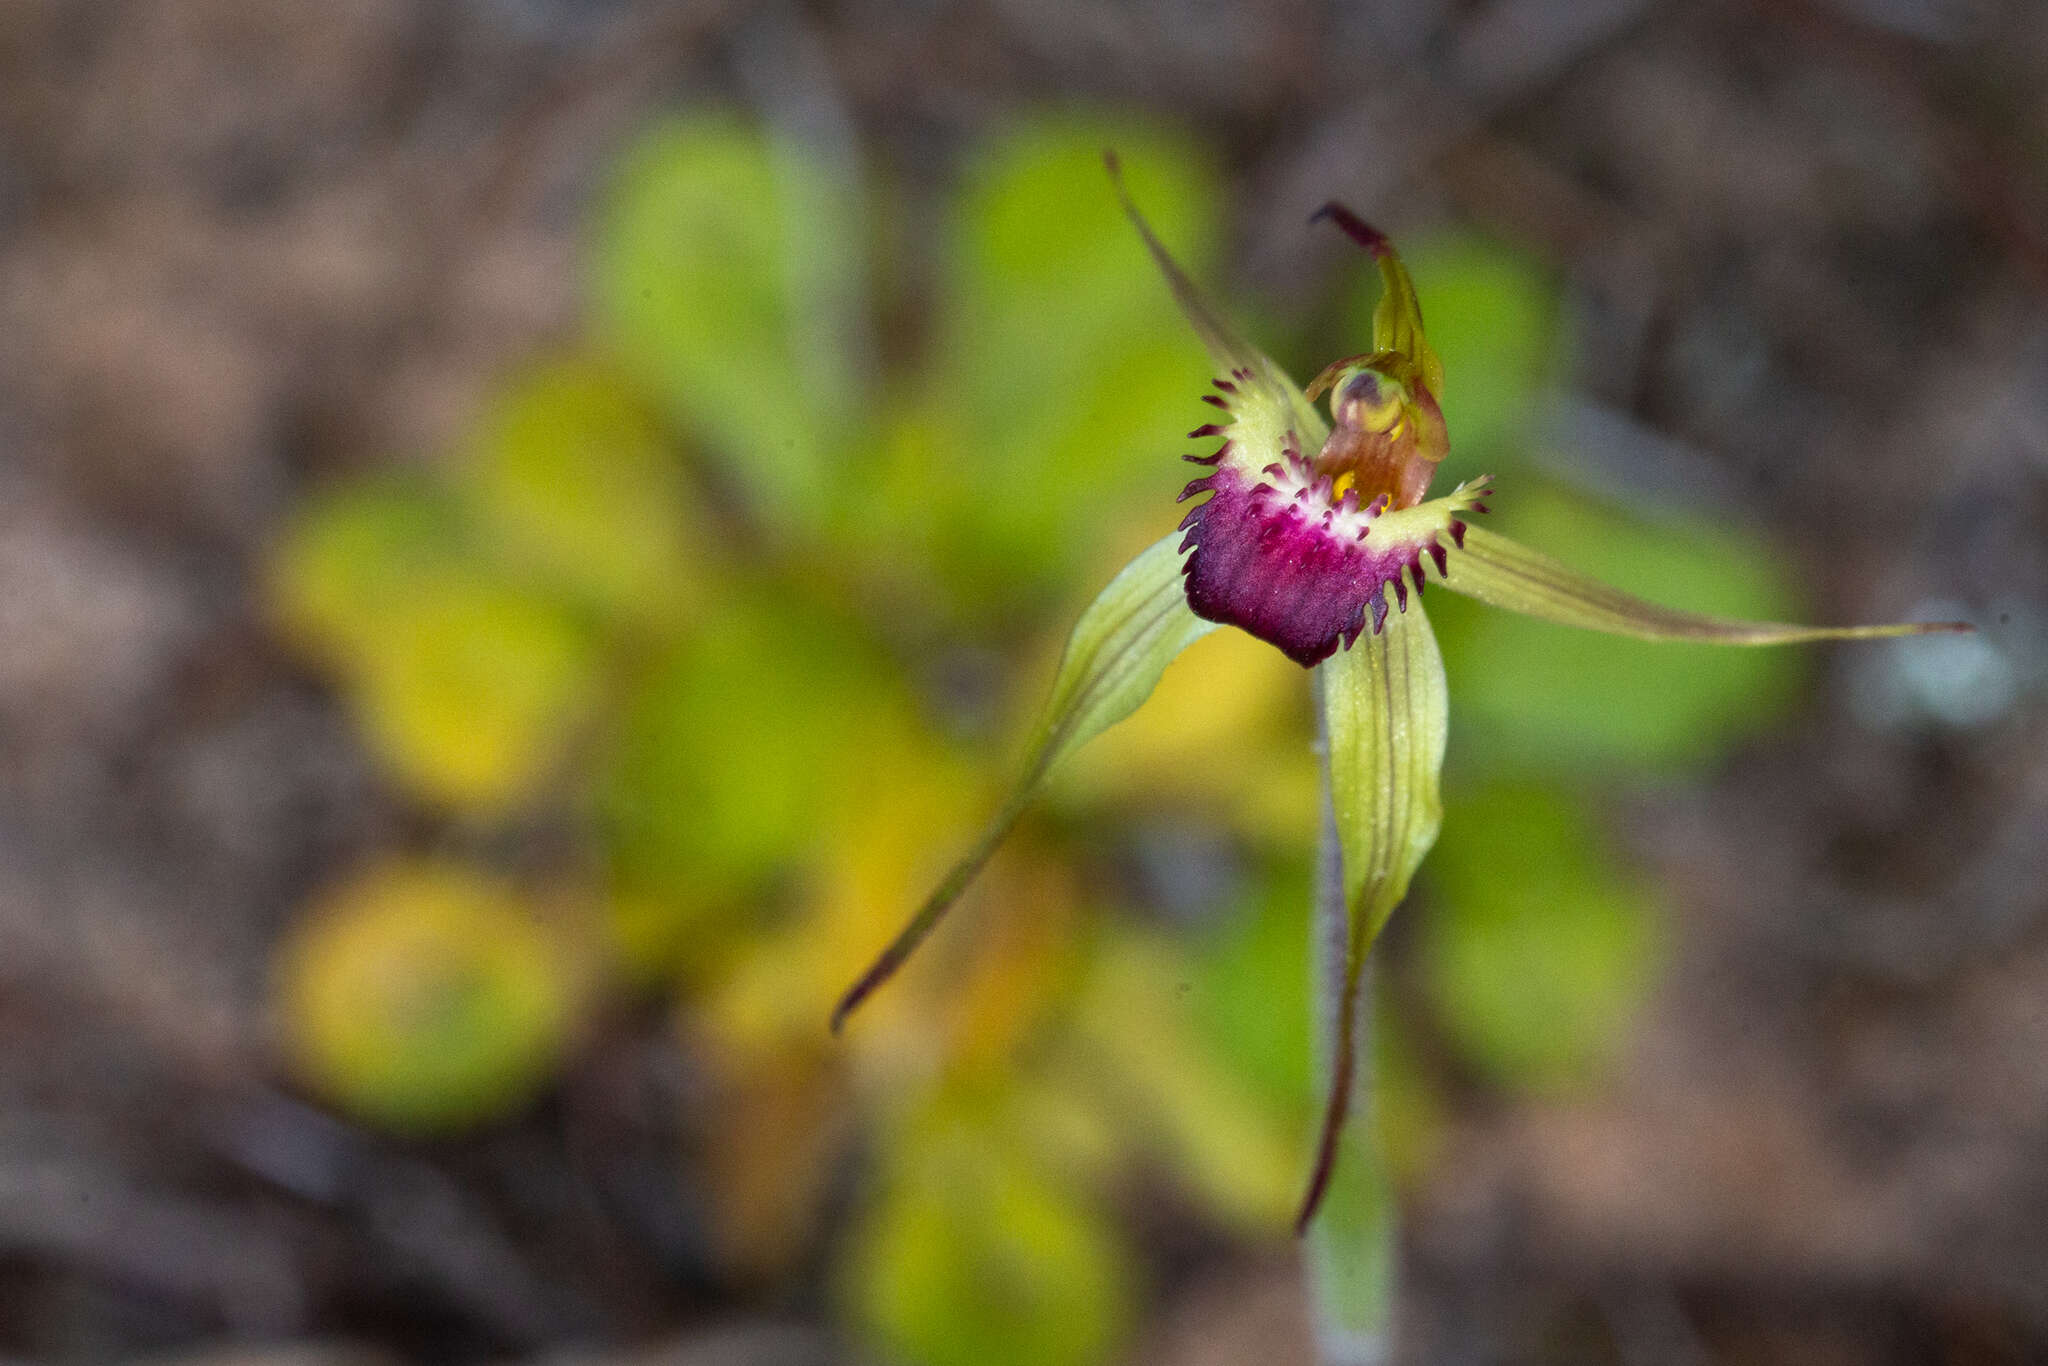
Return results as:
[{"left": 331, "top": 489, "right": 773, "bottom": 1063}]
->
[{"left": 1176, "top": 363, "right": 1488, "bottom": 666}]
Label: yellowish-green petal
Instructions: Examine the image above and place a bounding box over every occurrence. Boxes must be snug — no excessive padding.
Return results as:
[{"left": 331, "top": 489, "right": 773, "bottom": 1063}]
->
[
  {"left": 1441, "top": 523, "right": 1972, "bottom": 644},
  {"left": 833, "top": 532, "right": 1215, "bottom": 1031},
  {"left": 1321, "top": 599, "right": 1448, "bottom": 961},
  {"left": 1297, "top": 599, "right": 1448, "bottom": 1229},
  {"left": 1105, "top": 152, "right": 1329, "bottom": 453},
  {"left": 1028, "top": 533, "right": 1220, "bottom": 773}
]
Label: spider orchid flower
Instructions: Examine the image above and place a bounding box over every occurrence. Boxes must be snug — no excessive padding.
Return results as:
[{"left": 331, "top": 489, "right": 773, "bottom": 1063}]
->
[{"left": 833, "top": 155, "right": 1970, "bottom": 1231}]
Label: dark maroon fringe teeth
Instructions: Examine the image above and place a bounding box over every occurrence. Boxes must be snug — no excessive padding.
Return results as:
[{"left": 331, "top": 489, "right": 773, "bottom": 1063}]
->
[{"left": 1174, "top": 371, "right": 1490, "bottom": 666}]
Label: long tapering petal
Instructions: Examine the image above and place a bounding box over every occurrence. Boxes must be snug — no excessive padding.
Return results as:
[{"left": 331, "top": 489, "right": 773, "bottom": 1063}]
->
[
  {"left": 1105, "top": 152, "right": 1329, "bottom": 453},
  {"left": 1297, "top": 601, "right": 1448, "bottom": 1229},
  {"left": 1441, "top": 524, "right": 1972, "bottom": 644},
  {"left": 832, "top": 532, "right": 1216, "bottom": 1032}
]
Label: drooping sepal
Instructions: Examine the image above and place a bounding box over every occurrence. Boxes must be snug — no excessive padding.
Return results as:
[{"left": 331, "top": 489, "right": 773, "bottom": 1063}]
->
[
  {"left": 832, "top": 531, "right": 1215, "bottom": 1032},
  {"left": 1297, "top": 598, "right": 1448, "bottom": 1230},
  {"left": 1438, "top": 523, "right": 1972, "bottom": 645}
]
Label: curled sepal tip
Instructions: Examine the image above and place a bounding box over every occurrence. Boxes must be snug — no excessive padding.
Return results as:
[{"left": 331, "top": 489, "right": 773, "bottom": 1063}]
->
[
  {"left": 1311, "top": 201, "right": 1443, "bottom": 400},
  {"left": 1439, "top": 523, "right": 1974, "bottom": 644},
  {"left": 832, "top": 531, "right": 1216, "bottom": 1034},
  {"left": 1309, "top": 202, "right": 1391, "bottom": 258},
  {"left": 1296, "top": 598, "right": 1448, "bottom": 1231}
]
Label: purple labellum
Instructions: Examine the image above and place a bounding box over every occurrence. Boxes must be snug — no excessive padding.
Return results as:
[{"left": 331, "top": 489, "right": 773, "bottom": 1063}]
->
[{"left": 1179, "top": 462, "right": 1446, "bottom": 667}]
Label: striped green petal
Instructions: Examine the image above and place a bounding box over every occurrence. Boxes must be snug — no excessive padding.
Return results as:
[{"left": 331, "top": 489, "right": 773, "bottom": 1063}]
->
[
  {"left": 1105, "top": 152, "right": 1329, "bottom": 455},
  {"left": 1441, "top": 523, "right": 1971, "bottom": 644},
  {"left": 1297, "top": 598, "right": 1448, "bottom": 1229},
  {"left": 833, "top": 531, "right": 1215, "bottom": 1031}
]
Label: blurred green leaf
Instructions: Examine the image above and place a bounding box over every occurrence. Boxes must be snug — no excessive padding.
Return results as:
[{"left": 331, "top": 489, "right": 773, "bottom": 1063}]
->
[
  {"left": 1356, "top": 234, "right": 1555, "bottom": 477},
  {"left": 461, "top": 357, "right": 701, "bottom": 631},
  {"left": 944, "top": 117, "right": 1214, "bottom": 370},
  {"left": 270, "top": 475, "right": 469, "bottom": 663},
  {"left": 848, "top": 1099, "right": 1133, "bottom": 1366},
  {"left": 278, "top": 860, "right": 579, "bottom": 1133},
  {"left": 1419, "top": 782, "right": 1661, "bottom": 1091},
  {"left": 904, "top": 117, "right": 1220, "bottom": 598},
  {"left": 1073, "top": 928, "right": 1302, "bottom": 1231},
  {"left": 353, "top": 574, "right": 603, "bottom": 810},
  {"left": 1431, "top": 481, "right": 1806, "bottom": 772},
  {"left": 591, "top": 115, "right": 864, "bottom": 533},
  {"left": 271, "top": 477, "right": 605, "bottom": 811},
  {"left": 599, "top": 587, "right": 889, "bottom": 898},
  {"left": 1185, "top": 859, "right": 1316, "bottom": 1114}
]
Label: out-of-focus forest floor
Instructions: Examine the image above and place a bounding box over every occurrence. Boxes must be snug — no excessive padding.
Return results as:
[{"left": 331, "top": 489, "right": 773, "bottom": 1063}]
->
[{"left": 4, "top": 1, "right": 2048, "bottom": 1362}]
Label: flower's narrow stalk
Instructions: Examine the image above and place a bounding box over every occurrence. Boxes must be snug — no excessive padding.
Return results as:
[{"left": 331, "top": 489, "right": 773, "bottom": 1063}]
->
[{"left": 1305, "top": 672, "right": 1397, "bottom": 1366}]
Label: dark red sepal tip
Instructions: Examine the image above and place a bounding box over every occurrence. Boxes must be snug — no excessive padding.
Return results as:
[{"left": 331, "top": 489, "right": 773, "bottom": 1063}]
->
[{"left": 1310, "top": 202, "right": 1392, "bottom": 259}]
